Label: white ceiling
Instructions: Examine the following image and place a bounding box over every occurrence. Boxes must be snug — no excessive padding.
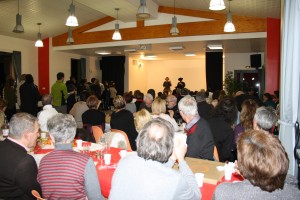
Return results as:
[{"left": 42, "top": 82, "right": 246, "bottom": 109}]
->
[{"left": 0, "top": 0, "right": 280, "bottom": 57}]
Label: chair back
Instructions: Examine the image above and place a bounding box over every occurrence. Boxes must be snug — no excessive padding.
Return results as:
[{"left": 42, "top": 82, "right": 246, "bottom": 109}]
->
[
  {"left": 110, "top": 129, "right": 132, "bottom": 151},
  {"left": 31, "top": 190, "right": 46, "bottom": 200},
  {"left": 92, "top": 126, "right": 104, "bottom": 143},
  {"left": 213, "top": 146, "right": 220, "bottom": 161}
]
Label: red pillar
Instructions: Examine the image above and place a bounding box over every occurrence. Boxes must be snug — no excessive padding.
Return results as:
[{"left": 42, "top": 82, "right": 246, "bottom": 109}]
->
[
  {"left": 266, "top": 18, "right": 280, "bottom": 93},
  {"left": 38, "top": 38, "right": 50, "bottom": 95}
]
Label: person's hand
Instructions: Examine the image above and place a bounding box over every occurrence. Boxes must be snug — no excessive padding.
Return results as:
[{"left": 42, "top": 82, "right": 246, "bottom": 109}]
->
[
  {"left": 168, "top": 110, "right": 174, "bottom": 118},
  {"left": 173, "top": 139, "right": 187, "bottom": 163},
  {"left": 234, "top": 160, "right": 241, "bottom": 175}
]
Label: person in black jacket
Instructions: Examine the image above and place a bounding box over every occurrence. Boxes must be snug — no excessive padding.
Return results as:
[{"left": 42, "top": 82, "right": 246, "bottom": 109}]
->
[
  {"left": 178, "top": 95, "right": 214, "bottom": 160},
  {"left": 208, "top": 97, "right": 237, "bottom": 162},
  {"left": 20, "top": 74, "right": 40, "bottom": 116},
  {"left": 0, "top": 113, "right": 42, "bottom": 199},
  {"left": 110, "top": 95, "right": 138, "bottom": 151}
]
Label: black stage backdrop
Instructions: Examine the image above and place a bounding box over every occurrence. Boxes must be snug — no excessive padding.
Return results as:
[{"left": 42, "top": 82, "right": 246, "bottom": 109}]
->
[
  {"left": 206, "top": 52, "right": 223, "bottom": 92},
  {"left": 100, "top": 56, "right": 125, "bottom": 95}
]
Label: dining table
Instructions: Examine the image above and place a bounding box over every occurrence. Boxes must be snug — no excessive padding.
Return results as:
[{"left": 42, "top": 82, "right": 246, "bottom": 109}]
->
[{"left": 33, "top": 141, "right": 243, "bottom": 200}]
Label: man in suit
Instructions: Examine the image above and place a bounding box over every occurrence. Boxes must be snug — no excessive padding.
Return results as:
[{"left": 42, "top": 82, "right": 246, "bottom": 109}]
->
[
  {"left": 0, "top": 113, "right": 42, "bottom": 199},
  {"left": 178, "top": 95, "right": 214, "bottom": 160}
]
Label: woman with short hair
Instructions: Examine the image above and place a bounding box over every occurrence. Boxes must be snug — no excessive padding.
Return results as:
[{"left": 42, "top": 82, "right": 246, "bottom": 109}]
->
[
  {"left": 82, "top": 95, "right": 105, "bottom": 131},
  {"left": 110, "top": 95, "right": 138, "bottom": 150},
  {"left": 213, "top": 130, "right": 300, "bottom": 199}
]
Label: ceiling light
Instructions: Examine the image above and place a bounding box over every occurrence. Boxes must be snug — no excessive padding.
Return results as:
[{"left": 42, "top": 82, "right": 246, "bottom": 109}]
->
[
  {"left": 66, "top": 0, "right": 78, "bottom": 27},
  {"left": 124, "top": 48, "right": 137, "bottom": 53},
  {"left": 35, "top": 23, "right": 43, "bottom": 48},
  {"left": 95, "top": 51, "right": 111, "bottom": 55},
  {"left": 224, "top": 0, "right": 236, "bottom": 32},
  {"left": 136, "top": 0, "right": 150, "bottom": 19},
  {"left": 169, "top": 45, "right": 185, "bottom": 51},
  {"left": 170, "top": 0, "right": 179, "bottom": 36},
  {"left": 145, "top": 54, "right": 157, "bottom": 58},
  {"left": 207, "top": 44, "right": 223, "bottom": 50},
  {"left": 12, "top": 0, "right": 24, "bottom": 33},
  {"left": 185, "top": 53, "right": 196, "bottom": 57},
  {"left": 112, "top": 8, "right": 122, "bottom": 40},
  {"left": 66, "top": 27, "right": 74, "bottom": 44},
  {"left": 209, "top": 0, "right": 226, "bottom": 11}
]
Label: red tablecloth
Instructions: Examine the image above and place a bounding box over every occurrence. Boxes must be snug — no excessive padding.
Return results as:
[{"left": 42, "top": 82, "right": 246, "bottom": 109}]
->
[{"left": 34, "top": 144, "right": 243, "bottom": 199}]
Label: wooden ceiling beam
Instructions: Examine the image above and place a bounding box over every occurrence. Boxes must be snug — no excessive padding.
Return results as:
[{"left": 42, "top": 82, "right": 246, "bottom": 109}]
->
[{"left": 52, "top": 7, "right": 266, "bottom": 47}]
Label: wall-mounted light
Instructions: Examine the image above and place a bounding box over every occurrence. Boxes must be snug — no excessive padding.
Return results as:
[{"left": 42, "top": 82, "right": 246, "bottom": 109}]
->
[
  {"left": 66, "top": 0, "right": 78, "bottom": 27},
  {"left": 112, "top": 8, "right": 122, "bottom": 40},
  {"left": 13, "top": 0, "right": 24, "bottom": 33},
  {"left": 184, "top": 53, "right": 196, "bottom": 57},
  {"left": 35, "top": 23, "right": 43, "bottom": 47},
  {"left": 207, "top": 44, "right": 223, "bottom": 50}
]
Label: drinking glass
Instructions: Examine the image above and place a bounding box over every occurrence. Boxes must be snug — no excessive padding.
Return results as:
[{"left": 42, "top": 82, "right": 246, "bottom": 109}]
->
[{"left": 97, "top": 137, "right": 110, "bottom": 165}]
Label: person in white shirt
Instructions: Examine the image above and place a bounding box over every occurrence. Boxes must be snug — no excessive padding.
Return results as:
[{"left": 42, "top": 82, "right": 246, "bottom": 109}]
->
[{"left": 37, "top": 94, "right": 58, "bottom": 132}]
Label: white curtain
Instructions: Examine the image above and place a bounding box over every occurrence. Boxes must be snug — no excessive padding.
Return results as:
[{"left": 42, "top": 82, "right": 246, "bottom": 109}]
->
[{"left": 279, "top": 0, "right": 300, "bottom": 175}]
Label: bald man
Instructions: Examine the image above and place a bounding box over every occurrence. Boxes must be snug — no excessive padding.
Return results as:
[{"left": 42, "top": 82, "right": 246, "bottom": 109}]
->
[{"left": 110, "top": 118, "right": 200, "bottom": 200}]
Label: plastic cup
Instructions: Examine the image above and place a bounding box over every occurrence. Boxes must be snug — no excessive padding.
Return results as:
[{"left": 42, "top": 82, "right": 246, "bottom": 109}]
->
[
  {"left": 119, "top": 150, "right": 127, "bottom": 158},
  {"left": 41, "top": 132, "right": 47, "bottom": 139},
  {"left": 104, "top": 154, "right": 111, "bottom": 165},
  {"left": 224, "top": 164, "right": 232, "bottom": 180},
  {"left": 195, "top": 173, "right": 204, "bottom": 187},
  {"left": 76, "top": 139, "right": 83, "bottom": 149}
]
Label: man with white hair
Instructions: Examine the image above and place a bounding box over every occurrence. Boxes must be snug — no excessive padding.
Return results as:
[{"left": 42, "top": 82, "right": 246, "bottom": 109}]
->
[
  {"left": 178, "top": 95, "right": 214, "bottom": 160},
  {"left": 166, "top": 94, "right": 182, "bottom": 123},
  {"left": 0, "top": 113, "right": 41, "bottom": 199},
  {"left": 138, "top": 93, "right": 153, "bottom": 113},
  {"left": 37, "top": 94, "right": 58, "bottom": 132},
  {"left": 38, "top": 114, "right": 103, "bottom": 199},
  {"left": 253, "top": 106, "right": 277, "bottom": 133},
  {"left": 110, "top": 118, "right": 200, "bottom": 200}
]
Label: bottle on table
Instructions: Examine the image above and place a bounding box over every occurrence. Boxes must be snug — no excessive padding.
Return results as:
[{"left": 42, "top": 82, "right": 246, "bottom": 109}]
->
[{"left": 1, "top": 116, "right": 9, "bottom": 139}]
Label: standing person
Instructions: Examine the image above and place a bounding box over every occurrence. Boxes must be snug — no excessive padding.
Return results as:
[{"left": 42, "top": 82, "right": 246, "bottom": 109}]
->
[
  {"left": 101, "top": 81, "right": 110, "bottom": 110},
  {"left": 51, "top": 72, "right": 68, "bottom": 113},
  {"left": 178, "top": 95, "right": 214, "bottom": 160},
  {"left": 109, "top": 81, "right": 117, "bottom": 109},
  {"left": 65, "top": 75, "right": 77, "bottom": 113},
  {"left": 20, "top": 74, "right": 41, "bottom": 116},
  {"left": 163, "top": 77, "right": 172, "bottom": 95},
  {"left": 3, "top": 77, "right": 17, "bottom": 121},
  {"left": 208, "top": 97, "right": 237, "bottom": 162},
  {"left": 176, "top": 77, "right": 185, "bottom": 90},
  {"left": 0, "top": 113, "right": 42, "bottom": 199},
  {"left": 38, "top": 114, "right": 103, "bottom": 200},
  {"left": 37, "top": 94, "right": 58, "bottom": 132},
  {"left": 262, "top": 93, "right": 276, "bottom": 109},
  {"left": 109, "top": 118, "right": 201, "bottom": 200},
  {"left": 110, "top": 95, "right": 138, "bottom": 150},
  {"left": 16, "top": 74, "right": 26, "bottom": 110}
]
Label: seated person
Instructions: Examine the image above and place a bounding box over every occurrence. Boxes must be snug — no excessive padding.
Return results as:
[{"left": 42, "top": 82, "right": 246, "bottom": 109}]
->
[
  {"left": 37, "top": 94, "right": 58, "bottom": 132},
  {"left": 109, "top": 118, "right": 201, "bottom": 200},
  {"left": 134, "top": 108, "right": 152, "bottom": 132},
  {"left": 253, "top": 106, "right": 277, "bottom": 133},
  {"left": 82, "top": 95, "right": 105, "bottom": 131},
  {"left": 0, "top": 113, "right": 41, "bottom": 199},
  {"left": 213, "top": 130, "right": 300, "bottom": 199},
  {"left": 124, "top": 91, "right": 136, "bottom": 114},
  {"left": 138, "top": 93, "right": 153, "bottom": 113},
  {"left": 110, "top": 95, "right": 138, "bottom": 151},
  {"left": 38, "top": 113, "right": 103, "bottom": 199},
  {"left": 166, "top": 94, "right": 182, "bottom": 123},
  {"left": 178, "top": 95, "right": 214, "bottom": 160},
  {"left": 101, "top": 131, "right": 127, "bottom": 149},
  {"left": 152, "top": 98, "right": 179, "bottom": 132},
  {"left": 195, "top": 90, "right": 213, "bottom": 120},
  {"left": 69, "top": 91, "right": 89, "bottom": 128}
]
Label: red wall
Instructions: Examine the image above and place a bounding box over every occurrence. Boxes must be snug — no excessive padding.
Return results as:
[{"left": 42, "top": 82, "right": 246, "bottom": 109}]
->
[
  {"left": 266, "top": 18, "right": 280, "bottom": 93},
  {"left": 38, "top": 38, "right": 50, "bottom": 95}
]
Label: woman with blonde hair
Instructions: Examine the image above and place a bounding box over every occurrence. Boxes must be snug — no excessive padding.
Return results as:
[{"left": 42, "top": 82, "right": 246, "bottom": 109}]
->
[
  {"left": 151, "top": 98, "right": 179, "bottom": 131},
  {"left": 135, "top": 109, "right": 152, "bottom": 132}
]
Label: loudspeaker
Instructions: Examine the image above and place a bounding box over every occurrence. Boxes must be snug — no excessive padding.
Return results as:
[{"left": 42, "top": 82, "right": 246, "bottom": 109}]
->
[{"left": 250, "top": 54, "right": 261, "bottom": 68}]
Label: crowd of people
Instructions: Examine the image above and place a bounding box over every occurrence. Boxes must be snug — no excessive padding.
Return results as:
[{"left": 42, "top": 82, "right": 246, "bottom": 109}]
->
[{"left": 0, "top": 72, "right": 299, "bottom": 199}]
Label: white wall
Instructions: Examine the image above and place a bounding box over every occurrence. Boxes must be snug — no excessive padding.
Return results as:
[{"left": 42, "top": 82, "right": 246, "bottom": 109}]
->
[
  {"left": 128, "top": 58, "right": 206, "bottom": 94},
  {"left": 0, "top": 35, "right": 38, "bottom": 83},
  {"left": 224, "top": 52, "right": 264, "bottom": 73}
]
